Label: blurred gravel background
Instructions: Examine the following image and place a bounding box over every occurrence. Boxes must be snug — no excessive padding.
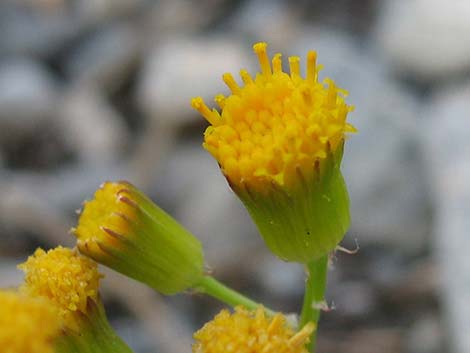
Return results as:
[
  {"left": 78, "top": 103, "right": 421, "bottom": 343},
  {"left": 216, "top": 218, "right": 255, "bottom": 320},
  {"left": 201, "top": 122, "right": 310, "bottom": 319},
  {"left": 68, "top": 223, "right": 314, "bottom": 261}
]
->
[{"left": 0, "top": 1, "right": 469, "bottom": 353}]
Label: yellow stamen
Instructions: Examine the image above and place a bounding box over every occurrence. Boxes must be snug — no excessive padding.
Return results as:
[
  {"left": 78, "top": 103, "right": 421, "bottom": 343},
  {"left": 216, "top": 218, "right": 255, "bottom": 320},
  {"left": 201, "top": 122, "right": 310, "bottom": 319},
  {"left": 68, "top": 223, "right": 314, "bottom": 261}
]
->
[
  {"left": 289, "top": 56, "right": 301, "bottom": 78},
  {"left": 191, "top": 97, "right": 220, "bottom": 126},
  {"left": 306, "top": 51, "right": 317, "bottom": 82},
  {"left": 267, "top": 313, "right": 284, "bottom": 334},
  {"left": 240, "top": 69, "right": 254, "bottom": 85},
  {"left": 214, "top": 94, "right": 226, "bottom": 109},
  {"left": 253, "top": 42, "right": 272, "bottom": 76},
  {"left": 288, "top": 322, "right": 315, "bottom": 348},
  {"left": 222, "top": 73, "right": 241, "bottom": 95},
  {"left": 272, "top": 53, "right": 283, "bottom": 74}
]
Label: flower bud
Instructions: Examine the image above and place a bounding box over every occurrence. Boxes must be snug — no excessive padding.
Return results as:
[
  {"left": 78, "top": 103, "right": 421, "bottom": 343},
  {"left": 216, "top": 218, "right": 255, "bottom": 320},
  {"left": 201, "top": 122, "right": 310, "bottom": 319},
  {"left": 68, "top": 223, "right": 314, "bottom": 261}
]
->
[{"left": 73, "top": 181, "right": 205, "bottom": 295}]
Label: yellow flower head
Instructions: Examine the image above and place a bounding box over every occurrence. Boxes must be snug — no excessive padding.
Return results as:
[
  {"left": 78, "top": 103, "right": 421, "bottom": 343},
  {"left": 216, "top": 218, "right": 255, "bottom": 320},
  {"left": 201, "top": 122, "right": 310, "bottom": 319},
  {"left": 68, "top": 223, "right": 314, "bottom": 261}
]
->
[
  {"left": 193, "top": 306, "right": 315, "bottom": 353},
  {"left": 73, "top": 181, "right": 204, "bottom": 295},
  {"left": 0, "top": 290, "right": 60, "bottom": 353},
  {"left": 192, "top": 42, "right": 355, "bottom": 192},
  {"left": 74, "top": 181, "right": 137, "bottom": 258},
  {"left": 18, "top": 246, "right": 102, "bottom": 330},
  {"left": 191, "top": 42, "right": 354, "bottom": 263}
]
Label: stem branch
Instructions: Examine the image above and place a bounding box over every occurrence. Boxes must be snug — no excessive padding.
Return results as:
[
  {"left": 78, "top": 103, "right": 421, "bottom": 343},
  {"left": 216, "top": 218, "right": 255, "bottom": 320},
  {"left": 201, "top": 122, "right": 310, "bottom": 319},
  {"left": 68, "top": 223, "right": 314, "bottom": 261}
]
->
[{"left": 195, "top": 276, "right": 276, "bottom": 316}]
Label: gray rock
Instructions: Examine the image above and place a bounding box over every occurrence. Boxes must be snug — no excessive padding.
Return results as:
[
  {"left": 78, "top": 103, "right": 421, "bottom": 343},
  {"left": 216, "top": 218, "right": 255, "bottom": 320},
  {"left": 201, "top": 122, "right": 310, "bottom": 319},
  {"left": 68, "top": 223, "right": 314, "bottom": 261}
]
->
[
  {"left": 0, "top": 1, "right": 145, "bottom": 57},
  {"left": 142, "top": 0, "right": 228, "bottom": 34},
  {"left": 64, "top": 23, "right": 141, "bottom": 92},
  {"left": 73, "top": 0, "right": 145, "bottom": 25},
  {"left": 0, "top": 58, "right": 58, "bottom": 140},
  {"left": 375, "top": 0, "right": 470, "bottom": 80},
  {"left": 406, "top": 314, "right": 443, "bottom": 353},
  {"left": 137, "top": 36, "right": 254, "bottom": 125},
  {"left": 330, "top": 281, "right": 377, "bottom": 318},
  {"left": 0, "top": 259, "right": 23, "bottom": 288},
  {"left": 421, "top": 83, "right": 470, "bottom": 353},
  {"left": 230, "top": 0, "right": 301, "bottom": 48},
  {"left": 255, "top": 256, "right": 304, "bottom": 299},
  {"left": 159, "top": 143, "right": 264, "bottom": 272},
  {"left": 57, "top": 83, "right": 129, "bottom": 164},
  {"left": 0, "top": 162, "right": 131, "bottom": 219},
  {"left": 0, "top": 3, "right": 80, "bottom": 56},
  {"left": 291, "top": 29, "right": 430, "bottom": 252}
]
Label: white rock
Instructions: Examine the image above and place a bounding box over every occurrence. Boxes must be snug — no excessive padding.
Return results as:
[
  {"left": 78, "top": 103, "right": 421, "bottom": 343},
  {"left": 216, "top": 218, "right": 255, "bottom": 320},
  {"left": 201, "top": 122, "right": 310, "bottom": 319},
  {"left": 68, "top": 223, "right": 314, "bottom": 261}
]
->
[
  {"left": 57, "top": 83, "right": 129, "bottom": 164},
  {"left": 137, "top": 36, "right": 253, "bottom": 124},
  {"left": 421, "top": 83, "right": 470, "bottom": 353},
  {"left": 375, "top": 0, "right": 470, "bottom": 79},
  {"left": 291, "top": 29, "right": 429, "bottom": 252},
  {"left": 0, "top": 58, "right": 58, "bottom": 139}
]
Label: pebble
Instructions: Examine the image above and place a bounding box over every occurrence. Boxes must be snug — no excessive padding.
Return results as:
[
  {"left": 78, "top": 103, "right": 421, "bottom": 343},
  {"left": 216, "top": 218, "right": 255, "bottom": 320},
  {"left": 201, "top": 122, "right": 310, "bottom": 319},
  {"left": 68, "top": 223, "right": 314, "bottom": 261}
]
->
[
  {"left": 330, "top": 280, "right": 377, "bottom": 318},
  {"left": 230, "top": 0, "right": 301, "bottom": 48},
  {"left": 375, "top": 0, "right": 470, "bottom": 80},
  {"left": 0, "top": 2, "right": 80, "bottom": 56},
  {"left": 0, "top": 58, "right": 58, "bottom": 140},
  {"left": 255, "top": 256, "right": 304, "bottom": 300},
  {"left": 57, "top": 83, "right": 129, "bottom": 164},
  {"left": 64, "top": 23, "right": 141, "bottom": 92},
  {"left": 159, "top": 143, "right": 265, "bottom": 272},
  {"left": 0, "top": 259, "right": 23, "bottom": 288},
  {"left": 137, "top": 36, "right": 253, "bottom": 124},
  {"left": 406, "top": 314, "right": 443, "bottom": 353},
  {"left": 421, "top": 83, "right": 470, "bottom": 353}
]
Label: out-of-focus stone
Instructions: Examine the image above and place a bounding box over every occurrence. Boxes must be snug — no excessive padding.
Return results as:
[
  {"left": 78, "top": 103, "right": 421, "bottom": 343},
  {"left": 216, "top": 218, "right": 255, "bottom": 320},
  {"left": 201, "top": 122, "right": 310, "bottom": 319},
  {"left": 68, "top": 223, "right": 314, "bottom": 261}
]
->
[
  {"left": 291, "top": 29, "right": 429, "bottom": 253},
  {"left": 406, "top": 314, "right": 443, "bottom": 353},
  {"left": 137, "top": 36, "right": 253, "bottom": 125},
  {"left": 143, "top": 0, "right": 229, "bottom": 35},
  {"left": 0, "top": 3, "right": 79, "bottom": 56},
  {"left": 57, "top": 83, "right": 129, "bottom": 164},
  {"left": 0, "top": 58, "right": 58, "bottom": 140},
  {"left": 422, "top": 83, "right": 470, "bottom": 353},
  {"left": 231, "top": 0, "right": 301, "bottom": 48},
  {"left": 255, "top": 256, "right": 304, "bottom": 300},
  {"left": 0, "top": 259, "right": 23, "bottom": 288},
  {"left": 330, "top": 281, "right": 377, "bottom": 318},
  {"left": 158, "top": 143, "right": 264, "bottom": 272},
  {"left": 64, "top": 23, "right": 141, "bottom": 92},
  {"left": 375, "top": 0, "right": 470, "bottom": 80},
  {"left": 0, "top": 1, "right": 145, "bottom": 57},
  {"left": 74, "top": 0, "right": 145, "bottom": 25},
  {"left": 0, "top": 162, "right": 131, "bottom": 213}
]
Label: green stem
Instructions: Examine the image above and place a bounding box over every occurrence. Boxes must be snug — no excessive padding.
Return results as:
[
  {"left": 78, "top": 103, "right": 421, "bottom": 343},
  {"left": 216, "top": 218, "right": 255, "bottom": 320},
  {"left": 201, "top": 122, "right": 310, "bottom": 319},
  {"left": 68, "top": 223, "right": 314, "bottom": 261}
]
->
[
  {"left": 299, "top": 255, "right": 329, "bottom": 353},
  {"left": 195, "top": 275, "right": 276, "bottom": 316}
]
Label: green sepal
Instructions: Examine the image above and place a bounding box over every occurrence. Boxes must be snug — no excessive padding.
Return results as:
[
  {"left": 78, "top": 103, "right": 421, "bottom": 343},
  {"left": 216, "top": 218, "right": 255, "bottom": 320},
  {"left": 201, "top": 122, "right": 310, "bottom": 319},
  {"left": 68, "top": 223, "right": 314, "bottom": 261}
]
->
[
  {"left": 231, "top": 143, "right": 350, "bottom": 263},
  {"left": 54, "top": 298, "right": 134, "bottom": 353}
]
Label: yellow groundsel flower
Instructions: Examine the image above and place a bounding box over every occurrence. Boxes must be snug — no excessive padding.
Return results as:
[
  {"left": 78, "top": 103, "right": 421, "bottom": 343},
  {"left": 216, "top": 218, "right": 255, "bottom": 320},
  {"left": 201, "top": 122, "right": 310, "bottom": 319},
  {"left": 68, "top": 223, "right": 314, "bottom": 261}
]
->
[
  {"left": 193, "top": 306, "right": 315, "bottom": 353},
  {"left": 0, "top": 290, "right": 60, "bottom": 353},
  {"left": 192, "top": 42, "right": 355, "bottom": 263},
  {"left": 18, "top": 246, "right": 101, "bottom": 331},
  {"left": 19, "top": 246, "right": 134, "bottom": 353},
  {"left": 73, "top": 181, "right": 204, "bottom": 295}
]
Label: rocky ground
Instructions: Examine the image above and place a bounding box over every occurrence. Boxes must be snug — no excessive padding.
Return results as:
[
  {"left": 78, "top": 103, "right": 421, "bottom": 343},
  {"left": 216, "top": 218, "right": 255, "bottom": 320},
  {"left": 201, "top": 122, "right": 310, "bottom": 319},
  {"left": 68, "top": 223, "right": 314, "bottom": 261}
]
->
[{"left": 1, "top": 1, "right": 469, "bottom": 352}]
